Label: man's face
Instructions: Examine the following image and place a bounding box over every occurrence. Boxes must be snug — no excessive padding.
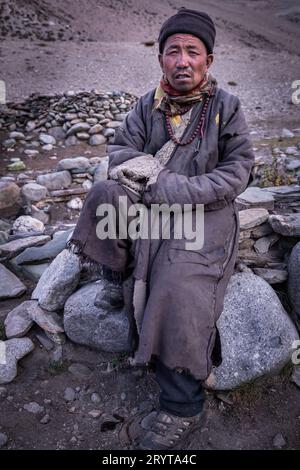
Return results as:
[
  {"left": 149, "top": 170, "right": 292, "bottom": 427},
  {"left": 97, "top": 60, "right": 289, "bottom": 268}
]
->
[{"left": 159, "top": 33, "right": 214, "bottom": 92}]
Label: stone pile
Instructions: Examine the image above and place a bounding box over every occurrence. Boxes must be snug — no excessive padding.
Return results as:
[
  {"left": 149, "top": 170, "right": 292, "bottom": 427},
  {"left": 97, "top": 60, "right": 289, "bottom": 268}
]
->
[
  {"left": 235, "top": 185, "right": 300, "bottom": 285},
  {"left": 0, "top": 89, "right": 137, "bottom": 151}
]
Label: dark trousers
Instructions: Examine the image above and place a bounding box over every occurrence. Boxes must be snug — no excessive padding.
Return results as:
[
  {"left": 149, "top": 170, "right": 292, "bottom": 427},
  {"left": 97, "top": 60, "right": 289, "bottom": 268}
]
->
[{"left": 155, "top": 360, "right": 205, "bottom": 417}]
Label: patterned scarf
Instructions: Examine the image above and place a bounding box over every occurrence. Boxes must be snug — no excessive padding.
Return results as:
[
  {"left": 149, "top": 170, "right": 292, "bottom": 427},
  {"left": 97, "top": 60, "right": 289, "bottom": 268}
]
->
[{"left": 154, "top": 72, "right": 217, "bottom": 116}]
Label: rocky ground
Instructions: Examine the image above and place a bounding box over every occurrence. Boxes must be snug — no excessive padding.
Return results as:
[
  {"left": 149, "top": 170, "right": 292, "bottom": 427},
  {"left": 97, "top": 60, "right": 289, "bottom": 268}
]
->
[{"left": 0, "top": 0, "right": 300, "bottom": 451}]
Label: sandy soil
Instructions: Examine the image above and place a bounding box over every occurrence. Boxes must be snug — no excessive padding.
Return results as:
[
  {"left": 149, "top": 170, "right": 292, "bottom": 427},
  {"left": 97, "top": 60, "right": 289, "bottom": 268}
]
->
[{"left": 0, "top": 0, "right": 300, "bottom": 451}]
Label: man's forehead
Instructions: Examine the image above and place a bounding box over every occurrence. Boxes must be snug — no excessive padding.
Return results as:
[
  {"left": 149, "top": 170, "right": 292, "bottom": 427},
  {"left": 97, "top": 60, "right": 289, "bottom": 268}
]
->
[{"left": 164, "top": 33, "right": 204, "bottom": 48}]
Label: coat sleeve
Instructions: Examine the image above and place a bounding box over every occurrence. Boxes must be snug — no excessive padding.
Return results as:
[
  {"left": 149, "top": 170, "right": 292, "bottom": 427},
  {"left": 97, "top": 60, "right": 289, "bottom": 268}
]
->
[
  {"left": 107, "top": 96, "right": 151, "bottom": 174},
  {"left": 142, "top": 97, "right": 255, "bottom": 208}
]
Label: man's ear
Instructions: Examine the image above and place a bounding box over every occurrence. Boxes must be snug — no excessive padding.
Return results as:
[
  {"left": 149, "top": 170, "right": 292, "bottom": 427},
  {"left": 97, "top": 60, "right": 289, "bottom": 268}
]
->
[
  {"left": 158, "top": 53, "right": 164, "bottom": 71},
  {"left": 207, "top": 54, "right": 214, "bottom": 69}
]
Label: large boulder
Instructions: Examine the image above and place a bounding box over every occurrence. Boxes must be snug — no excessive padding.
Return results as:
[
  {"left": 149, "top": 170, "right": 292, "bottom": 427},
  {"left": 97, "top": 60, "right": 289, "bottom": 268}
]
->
[
  {"left": 32, "top": 249, "right": 81, "bottom": 311},
  {"left": 288, "top": 241, "right": 300, "bottom": 319},
  {"left": 206, "top": 273, "right": 299, "bottom": 390},
  {"left": 64, "top": 281, "right": 129, "bottom": 352}
]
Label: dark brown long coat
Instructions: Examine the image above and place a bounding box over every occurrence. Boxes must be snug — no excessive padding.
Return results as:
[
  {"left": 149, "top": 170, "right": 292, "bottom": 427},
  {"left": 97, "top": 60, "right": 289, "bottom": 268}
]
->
[{"left": 107, "top": 87, "right": 254, "bottom": 380}]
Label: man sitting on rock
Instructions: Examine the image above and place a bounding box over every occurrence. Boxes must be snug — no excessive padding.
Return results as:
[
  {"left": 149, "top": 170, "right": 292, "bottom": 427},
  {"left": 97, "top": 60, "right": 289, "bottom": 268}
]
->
[{"left": 67, "top": 7, "right": 254, "bottom": 450}]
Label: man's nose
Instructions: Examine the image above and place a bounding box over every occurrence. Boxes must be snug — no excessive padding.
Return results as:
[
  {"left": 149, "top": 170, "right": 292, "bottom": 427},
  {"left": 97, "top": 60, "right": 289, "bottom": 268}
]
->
[{"left": 176, "top": 52, "right": 189, "bottom": 68}]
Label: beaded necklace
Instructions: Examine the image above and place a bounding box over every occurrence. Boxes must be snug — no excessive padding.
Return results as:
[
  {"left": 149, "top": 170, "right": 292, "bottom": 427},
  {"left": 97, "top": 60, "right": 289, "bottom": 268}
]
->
[{"left": 164, "top": 84, "right": 215, "bottom": 146}]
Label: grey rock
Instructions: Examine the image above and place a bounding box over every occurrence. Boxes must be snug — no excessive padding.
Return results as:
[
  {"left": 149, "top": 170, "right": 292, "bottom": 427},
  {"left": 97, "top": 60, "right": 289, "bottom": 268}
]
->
[
  {"left": 251, "top": 222, "right": 273, "bottom": 239},
  {"left": 0, "top": 264, "right": 26, "bottom": 300},
  {"left": 23, "top": 402, "right": 44, "bottom": 414},
  {"left": 93, "top": 157, "right": 109, "bottom": 183},
  {"left": 76, "top": 132, "right": 90, "bottom": 140},
  {"left": 253, "top": 268, "right": 288, "bottom": 284},
  {"left": 253, "top": 233, "right": 280, "bottom": 254},
  {"left": 273, "top": 433, "right": 286, "bottom": 449},
  {"left": 32, "top": 249, "right": 81, "bottom": 311},
  {"left": 286, "top": 160, "right": 300, "bottom": 171},
  {"left": 269, "top": 213, "right": 300, "bottom": 237},
  {"left": 103, "top": 128, "right": 115, "bottom": 138},
  {"left": 42, "top": 144, "right": 53, "bottom": 151},
  {"left": 48, "top": 126, "right": 66, "bottom": 140},
  {"left": 68, "top": 363, "right": 92, "bottom": 380},
  {"left": 39, "top": 133, "right": 56, "bottom": 145},
  {"left": 19, "top": 263, "right": 49, "bottom": 282},
  {"left": 0, "top": 338, "right": 34, "bottom": 384},
  {"left": 261, "top": 185, "right": 300, "bottom": 203},
  {"left": 12, "top": 215, "right": 45, "bottom": 234},
  {"left": 25, "top": 121, "right": 36, "bottom": 132},
  {"left": 206, "top": 273, "right": 299, "bottom": 390},
  {"left": 0, "top": 180, "right": 20, "bottom": 210},
  {"left": 57, "top": 157, "right": 90, "bottom": 171},
  {"left": 35, "top": 330, "right": 55, "bottom": 351},
  {"left": 89, "top": 134, "right": 107, "bottom": 146},
  {"left": 281, "top": 128, "right": 294, "bottom": 138},
  {"left": 65, "top": 135, "right": 79, "bottom": 146},
  {"left": 24, "top": 149, "right": 39, "bottom": 156},
  {"left": 21, "top": 183, "right": 48, "bottom": 202},
  {"left": 66, "top": 197, "right": 83, "bottom": 210},
  {"left": 288, "top": 242, "right": 300, "bottom": 318},
  {"left": 15, "top": 228, "right": 73, "bottom": 265},
  {"left": 0, "top": 231, "right": 9, "bottom": 244},
  {"left": 0, "top": 432, "right": 8, "bottom": 448},
  {"left": 91, "top": 392, "right": 101, "bottom": 403},
  {"left": 239, "top": 208, "right": 269, "bottom": 230},
  {"left": 106, "top": 121, "right": 121, "bottom": 129},
  {"left": 30, "top": 303, "right": 64, "bottom": 334},
  {"left": 36, "top": 171, "right": 72, "bottom": 191},
  {"left": 64, "top": 387, "right": 76, "bottom": 402},
  {"left": 237, "top": 187, "right": 274, "bottom": 210},
  {"left": 66, "top": 122, "right": 90, "bottom": 137},
  {"left": 40, "top": 414, "right": 50, "bottom": 424},
  {"left": 64, "top": 282, "right": 129, "bottom": 352},
  {"left": 29, "top": 205, "right": 50, "bottom": 225},
  {"left": 0, "top": 219, "right": 11, "bottom": 232},
  {"left": 88, "top": 124, "right": 103, "bottom": 135},
  {"left": 0, "top": 235, "right": 50, "bottom": 258},
  {"left": 4, "top": 300, "right": 35, "bottom": 338},
  {"left": 9, "top": 131, "right": 25, "bottom": 140},
  {"left": 3, "top": 138, "right": 16, "bottom": 148}
]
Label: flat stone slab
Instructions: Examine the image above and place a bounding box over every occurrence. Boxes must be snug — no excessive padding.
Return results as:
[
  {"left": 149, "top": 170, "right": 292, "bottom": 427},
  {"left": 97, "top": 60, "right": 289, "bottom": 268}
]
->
[
  {"left": 0, "top": 264, "right": 26, "bottom": 299},
  {"left": 269, "top": 213, "right": 300, "bottom": 237},
  {"left": 237, "top": 187, "right": 275, "bottom": 210},
  {"left": 15, "top": 228, "right": 73, "bottom": 265},
  {"left": 239, "top": 208, "right": 269, "bottom": 230},
  {"left": 261, "top": 185, "right": 300, "bottom": 202},
  {"left": 253, "top": 268, "right": 288, "bottom": 284},
  {"left": 0, "top": 235, "right": 50, "bottom": 258}
]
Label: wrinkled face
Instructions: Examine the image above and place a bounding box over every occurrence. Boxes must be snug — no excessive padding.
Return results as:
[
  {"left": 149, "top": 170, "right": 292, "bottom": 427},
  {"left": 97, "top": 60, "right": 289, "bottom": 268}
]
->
[{"left": 159, "top": 33, "right": 214, "bottom": 92}]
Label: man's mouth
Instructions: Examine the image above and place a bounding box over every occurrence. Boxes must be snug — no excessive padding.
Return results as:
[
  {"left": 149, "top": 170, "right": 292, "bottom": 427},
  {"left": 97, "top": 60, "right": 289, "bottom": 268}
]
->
[{"left": 174, "top": 73, "right": 191, "bottom": 79}]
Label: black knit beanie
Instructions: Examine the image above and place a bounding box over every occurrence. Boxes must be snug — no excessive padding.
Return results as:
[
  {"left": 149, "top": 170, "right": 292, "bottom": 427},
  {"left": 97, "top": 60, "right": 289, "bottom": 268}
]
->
[{"left": 158, "top": 7, "right": 216, "bottom": 54}]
